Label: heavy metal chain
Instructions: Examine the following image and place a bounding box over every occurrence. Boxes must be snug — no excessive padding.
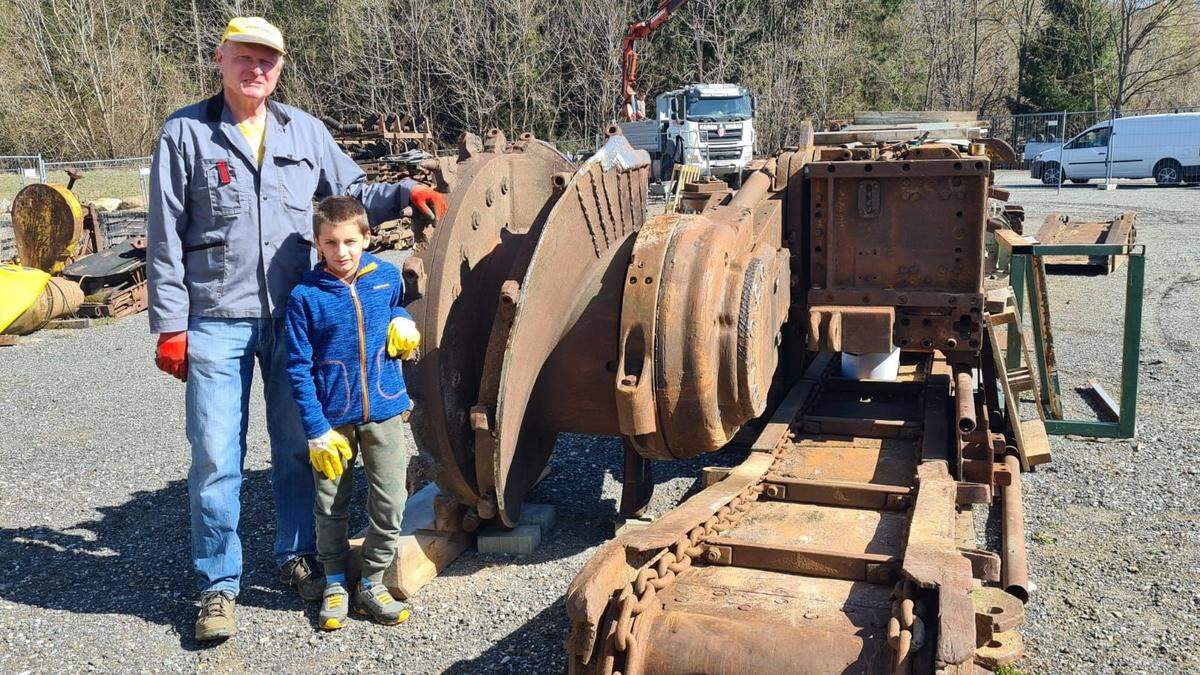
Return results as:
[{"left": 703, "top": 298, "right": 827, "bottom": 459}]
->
[
  {"left": 607, "top": 363, "right": 830, "bottom": 675},
  {"left": 887, "top": 579, "right": 926, "bottom": 675},
  {"left": 610, "top": 482, "right": 764, "bottom": 675}
]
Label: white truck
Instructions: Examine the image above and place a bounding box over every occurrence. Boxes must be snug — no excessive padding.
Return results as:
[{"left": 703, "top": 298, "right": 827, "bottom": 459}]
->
[{"left": 620, "top": 83, "right": 757, "bottom": 187}]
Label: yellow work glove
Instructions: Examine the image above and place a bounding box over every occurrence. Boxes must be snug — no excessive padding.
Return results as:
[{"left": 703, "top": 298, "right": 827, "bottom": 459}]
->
[
  {"left": 309, "top": 429, "right": 353, "bottom": 480},
  {"left": 387, "top": 316, "right": 421, "bottom": 360}
]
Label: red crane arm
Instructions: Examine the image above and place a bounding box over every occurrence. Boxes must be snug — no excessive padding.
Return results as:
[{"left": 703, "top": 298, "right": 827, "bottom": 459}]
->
[{"left": 621, "top": 0, "right": 690, "bottom": 121}]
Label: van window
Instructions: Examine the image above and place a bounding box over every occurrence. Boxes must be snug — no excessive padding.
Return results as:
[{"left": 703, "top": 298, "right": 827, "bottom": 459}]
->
[{"left": 1066, "top": 127, "right": 1110, "bottom": 149}]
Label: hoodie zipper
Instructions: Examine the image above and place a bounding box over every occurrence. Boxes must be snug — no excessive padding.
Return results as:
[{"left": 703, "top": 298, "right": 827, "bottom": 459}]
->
[{"left": 347, "top": 280, "right": 371, "bottom": 422}]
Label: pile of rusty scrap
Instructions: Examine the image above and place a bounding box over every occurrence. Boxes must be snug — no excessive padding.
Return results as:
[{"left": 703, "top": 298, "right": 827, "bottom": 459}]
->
[
  {"left": 1, "top": 177, "right": 149, "bottom": 340},
  {"left": 323, "top": 112, "right": 438, "bottom": 184}
]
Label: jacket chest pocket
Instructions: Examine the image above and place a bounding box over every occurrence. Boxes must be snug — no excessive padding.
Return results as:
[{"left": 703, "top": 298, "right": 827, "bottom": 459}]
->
[
  {"left": 195, "top": 158, "right": 243, "bottom": 218},
  {"left": 276, "top": 153, "right": 318, "bottom": 213}
]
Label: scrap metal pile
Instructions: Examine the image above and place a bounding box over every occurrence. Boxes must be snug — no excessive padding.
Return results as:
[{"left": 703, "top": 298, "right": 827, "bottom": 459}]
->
[
  {"left": 324, "top": 112, "right": 443, "bottom": 252},
  {"left": 2, "top": 180, "right": 149, "bottom": 337},
  {"left": 403, "top": 124, "right": 1051, "bottom": 673}
]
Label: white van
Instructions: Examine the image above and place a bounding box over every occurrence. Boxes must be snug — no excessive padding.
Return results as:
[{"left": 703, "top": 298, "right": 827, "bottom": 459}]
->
[{"left": 1030, "top": 112, "right": 1200, "bottom": 185}]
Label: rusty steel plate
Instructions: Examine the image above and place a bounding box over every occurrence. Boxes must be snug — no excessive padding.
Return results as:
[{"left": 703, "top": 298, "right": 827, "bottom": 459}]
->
[
  {"left": 807, "top": 155, "right": 989, "bottom": 354},
  {"left": 11, "top": 183, "right": 84, "bottom": 274}
]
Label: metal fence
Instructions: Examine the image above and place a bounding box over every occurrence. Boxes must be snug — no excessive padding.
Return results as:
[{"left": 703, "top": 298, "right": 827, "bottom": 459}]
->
[{"left": 43, "top": 156, "right": 152, "bottom": 207}]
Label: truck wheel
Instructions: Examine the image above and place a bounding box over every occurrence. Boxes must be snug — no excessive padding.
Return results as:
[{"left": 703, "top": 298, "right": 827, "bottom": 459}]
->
[
  {"left": 1040, "top": 162, "right": 1062, "bottom": 185},
  {"left": 1154, "top": 159, "right": 1182, "bottom": 186},
  {"left": 728, "top": 171, "right": 743, "bottom": 189},
  {"left": 659, "top": 152, "right": 674, "bottom": 182}
]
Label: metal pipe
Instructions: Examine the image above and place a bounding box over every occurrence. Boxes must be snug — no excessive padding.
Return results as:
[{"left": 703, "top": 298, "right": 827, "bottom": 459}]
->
[
  {"left": 1002, "top": 454, "right": 1030, "bottom": 602},
  {"left": 954, "top": 366, "right": 977, "bottom": 435},
  {"left": 726, "top": 157, "right": 776, "bottom": 210}
]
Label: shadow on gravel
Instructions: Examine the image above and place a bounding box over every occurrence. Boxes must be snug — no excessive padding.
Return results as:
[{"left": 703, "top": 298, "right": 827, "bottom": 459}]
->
[
  {"left": 443, "top": 596, "right": 571, "bottom": 673},
  {"left": 0, "top": 467, "right": 303, "bottom": 650}
]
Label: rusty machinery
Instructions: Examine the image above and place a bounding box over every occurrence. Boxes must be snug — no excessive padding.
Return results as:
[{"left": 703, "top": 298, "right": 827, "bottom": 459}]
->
[
  {"left": 10, "top": 179, "right": 150, "bottom": 320},
  {"left": 406, "top": 125, "right": 1040, "bottom": 673}
]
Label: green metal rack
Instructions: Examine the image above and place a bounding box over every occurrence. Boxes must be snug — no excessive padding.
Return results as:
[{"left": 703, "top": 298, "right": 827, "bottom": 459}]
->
[{"left": 1002, "top": 239, "right": 1145, "bottom": 439}]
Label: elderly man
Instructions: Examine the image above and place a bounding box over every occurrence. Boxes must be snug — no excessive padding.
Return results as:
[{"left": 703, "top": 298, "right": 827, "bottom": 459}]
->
[{"left": 147, "top": 17, "right": 445, "bottom": 641}]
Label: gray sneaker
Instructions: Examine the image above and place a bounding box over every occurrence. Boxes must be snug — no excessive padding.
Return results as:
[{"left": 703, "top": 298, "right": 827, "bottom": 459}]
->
[
  {"left": 280, "top": 555, "right": 325, "bottom": 602},
  {"left": 355, "top": 583, "right": 411, "bottom": 626},
  {"left": 319, "top": 583, "right": 349, "bottom": 631},
  {"left": 195, "top": 590, "right": 237, "bottom": 641}
]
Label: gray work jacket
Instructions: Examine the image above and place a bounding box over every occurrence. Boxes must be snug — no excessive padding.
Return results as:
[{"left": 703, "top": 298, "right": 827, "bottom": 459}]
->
[{"left": 146, "top": 93, "right": 414, "bottom": 333}]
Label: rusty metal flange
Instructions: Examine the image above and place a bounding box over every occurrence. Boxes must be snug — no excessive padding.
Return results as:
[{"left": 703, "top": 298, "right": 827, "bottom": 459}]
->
[
  {"left": 484, "top": 132, "right": 652, "bottom": 526},
  {"left": 404, "top": 130, "right": 573, "bottom": 507}
]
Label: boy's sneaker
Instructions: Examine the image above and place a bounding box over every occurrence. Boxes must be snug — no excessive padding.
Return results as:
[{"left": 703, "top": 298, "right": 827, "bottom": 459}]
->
[
  {"left": 355, "top": 583, "right": 411, "bottom": 626},
  {"left": 319, "top": 583, "right": 350, "bottom": 631},
  {"left": 280, "top": 555, "right": 325, "bottom": 602},
  {"left": 195, "top": 590, "right": 237, "bottom": 641}
]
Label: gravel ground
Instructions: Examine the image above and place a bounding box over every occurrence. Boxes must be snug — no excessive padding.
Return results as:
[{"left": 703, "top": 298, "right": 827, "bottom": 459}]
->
[
  {"left": 0, "top": 170, "right": 1196, "bottom": 673},
  {"left": 993, "top": 174, "right": 1200, "bottom": 674}
]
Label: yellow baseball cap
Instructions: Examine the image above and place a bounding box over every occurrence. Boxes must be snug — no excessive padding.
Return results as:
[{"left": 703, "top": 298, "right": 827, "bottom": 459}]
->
[{"left": 222, "top": 17, "right": 286, "bottom": 55}]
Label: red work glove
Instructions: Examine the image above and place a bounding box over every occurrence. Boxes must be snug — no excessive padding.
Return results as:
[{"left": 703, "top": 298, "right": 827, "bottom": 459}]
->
[
  {"left": 410, "top": 184, "right": 447, "bottom": 221},
  {"left": 155, "top": 331, "right": 188, "bottom": 382}
]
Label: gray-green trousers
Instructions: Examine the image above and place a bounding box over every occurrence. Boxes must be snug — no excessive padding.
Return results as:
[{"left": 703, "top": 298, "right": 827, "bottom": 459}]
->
[{"left": 313, "top": 414, "right": 408, "bottom": 584}]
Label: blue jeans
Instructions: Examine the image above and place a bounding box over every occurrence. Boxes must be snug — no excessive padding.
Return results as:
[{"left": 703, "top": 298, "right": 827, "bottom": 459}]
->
[{"left": 185, "top": 316, "right": 316, "bottom": 596}]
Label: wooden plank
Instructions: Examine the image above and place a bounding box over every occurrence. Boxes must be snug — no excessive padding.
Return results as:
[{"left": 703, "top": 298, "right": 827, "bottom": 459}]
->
[
  {"left": 994, "top": 228, "right": 1033, "bottom": 255},
  {"left": 1019, "top": 419, "right": 1052, "bottom": 467},
  {"left": 619, "top": 452, "right": 776, "bottom": 553},
  {"left": 0, "top": 335, "right": 22, "bottom": 346},
  {"left": 348, "top": 483, "right": 470, "bottom": 600},
  {"left": 853, "top": 110, "right": 981, "bottom": 124},
  {"left": 1085, "top": 378, "right": 1120, "bottom": 420}
]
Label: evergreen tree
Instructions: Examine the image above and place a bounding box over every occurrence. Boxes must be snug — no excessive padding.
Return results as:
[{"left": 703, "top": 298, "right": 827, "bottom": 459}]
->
[{"left": 1011, "top": 0, "right": 1115, "bottom": 113}]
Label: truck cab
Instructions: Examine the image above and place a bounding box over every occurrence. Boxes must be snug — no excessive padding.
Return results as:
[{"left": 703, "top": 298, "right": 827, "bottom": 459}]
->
[{"left": 655, "top": 84, "right": 756, "bottom": 186}]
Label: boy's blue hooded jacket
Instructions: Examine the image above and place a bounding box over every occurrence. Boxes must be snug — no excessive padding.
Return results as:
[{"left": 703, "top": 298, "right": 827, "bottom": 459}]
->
[{"left": 284, "top": 252, "right": 413, "bottom": 439}]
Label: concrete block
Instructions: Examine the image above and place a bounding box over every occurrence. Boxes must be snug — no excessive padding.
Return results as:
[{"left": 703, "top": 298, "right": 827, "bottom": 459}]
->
[
  {"left": 475, "top": 502, "right": 555, "bottom": 556},
  {"left": 477, "top": 524, "right": 542, "bottom": 555},
  {"left": 520, "top": 503, "right": 556, "bottom": 532}
]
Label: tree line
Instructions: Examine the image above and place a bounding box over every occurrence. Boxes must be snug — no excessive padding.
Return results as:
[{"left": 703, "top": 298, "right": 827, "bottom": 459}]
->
[{"left": 0, "top": 0, "right": 1197, "bottom": 161}]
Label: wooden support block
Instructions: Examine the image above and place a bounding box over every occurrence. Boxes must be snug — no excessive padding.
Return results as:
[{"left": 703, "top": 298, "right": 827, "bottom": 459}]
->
[
  {"left": 348, "top": 482, "right": 470, "bottom": 600},
  {"left": 45, "top": 317, "right": 94, "bottom": 330},
  {"left": 1019, "top": 419, "right": 1052, "bottom": 467},
  {"left": 0, "top": 335, "right": 22, "bottom": 347},
  {"left": 995, "top": 228, "right": 1033, "bottom": 255},
  {"left": 701, "top": 466, "right": 732, "bottom": 487}
]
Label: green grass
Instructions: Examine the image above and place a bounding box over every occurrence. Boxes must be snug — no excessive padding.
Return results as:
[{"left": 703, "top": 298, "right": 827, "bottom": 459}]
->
[
  {"left": 2, "top": 167, "right": 148, "bottom": 207},
  {"left": 996, "top": 665, "right": 1031, "bottom": 675}
]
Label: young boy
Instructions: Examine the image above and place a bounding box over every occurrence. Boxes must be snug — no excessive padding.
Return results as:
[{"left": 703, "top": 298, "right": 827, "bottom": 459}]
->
[{"left": 284, "top": 196, "right": 421, "bottom": 630}]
